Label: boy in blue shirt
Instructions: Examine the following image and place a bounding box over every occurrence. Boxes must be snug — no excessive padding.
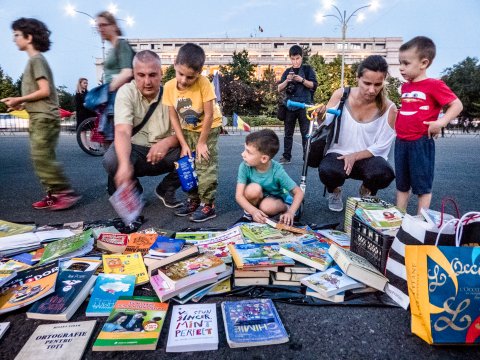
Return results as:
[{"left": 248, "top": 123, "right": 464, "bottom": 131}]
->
[{"left": 236, "top": 129, "right": 304, "bottom": 225}]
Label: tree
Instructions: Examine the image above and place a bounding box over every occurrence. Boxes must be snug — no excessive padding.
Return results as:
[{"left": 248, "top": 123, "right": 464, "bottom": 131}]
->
[
  {"left": 301, "top": 45, "right": 311, "bottom": 64},
  {"left": 0, "top": 67, "right": 20, "bottom": 113},
  {"left": 257, "top": 66, "right": 279, "bottom": 116},
  {"left": 385, "top": 76, "right": 402, "bottom": 107},
  {"left": 441, "top": 57, "right": 480, "bottom": 117},
  {"left": 56, "top": 86, "right": 75, "bottom": 111},
  {"left": 162, "top": 65, "right": 175, "bottom": 84},
  {"left": 219, "top": 50, "right": 256, "bottom": 84}
]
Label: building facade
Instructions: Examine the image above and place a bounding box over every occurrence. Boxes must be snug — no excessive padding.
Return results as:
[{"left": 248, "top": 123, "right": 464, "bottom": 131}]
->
[{"left": 96, "top": 36, "right": 402, "bottom": 82}]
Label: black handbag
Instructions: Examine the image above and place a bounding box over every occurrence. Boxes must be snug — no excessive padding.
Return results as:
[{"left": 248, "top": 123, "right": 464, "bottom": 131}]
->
[
  {"left": 277, "top": 102, "right": 287, "bottom": 121},
  {"left": 307, "top": 87, "right": 350, "bottom": 168}
]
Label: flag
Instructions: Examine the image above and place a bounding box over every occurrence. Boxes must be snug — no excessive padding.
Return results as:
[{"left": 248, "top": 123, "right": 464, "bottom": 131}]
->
[
  {"left": 233, "top": 113, "right": 251, "bottom": 132},
  {"left": 258, "top": 25, "right": 264, "bottom": 32},
  {"left": 212, "top": 72, "right": 221, "bottom": 103},
  {"left": 9, "top": 110, "right": 29, "bottom": 119}
]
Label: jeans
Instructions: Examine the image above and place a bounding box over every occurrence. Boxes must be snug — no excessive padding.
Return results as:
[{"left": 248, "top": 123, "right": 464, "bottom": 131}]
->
[{"left": 283, "top": 108, "right": 309, "bottom": 160}]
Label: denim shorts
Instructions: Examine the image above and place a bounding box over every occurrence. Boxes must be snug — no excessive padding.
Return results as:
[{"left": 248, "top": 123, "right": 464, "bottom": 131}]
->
[{"left": 394, "top": 136, "right": 435, "bottom": 195}]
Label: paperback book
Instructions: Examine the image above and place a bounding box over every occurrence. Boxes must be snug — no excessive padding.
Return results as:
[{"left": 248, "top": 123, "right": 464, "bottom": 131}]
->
[
  {"left": 221, "top": 298, "right": 289, "bottom": 348},
  {"left": 93, "top": 296, "right": 168, "bottom": 351},
  {"left": 229, "top": 243, "right": 295, "bottom": 269},
  {"left": 166, "top": 303, "right": 218, "bottom": 352},
  {"left": 103, "top": 252, "right": 148, "bottom": 285},
  {"left": 420, "top": 207, "right": 456, "bottom": 229},
  {"left": 316, "top": 229, "right": 351, "bottom": 248},
  {"left": 305, "top": 289, "right": 346, "bottom": 303},
  {"left": 109, "top": 183, "right": 144, "bottom": 225},
  {"left": 124, "top": 233, "right": 158, "bottom": 255},
  {"left": 0, "top": 322, "right": 9, "bottom": 339},
  {"left": 175, "top": 231, "right": 222, "bottom": 243},
  {"left": 148, "top": 236, "right": 185, "bottom": 257},
  {"left": 240, "top": 223, "right": 288, "bottom": 243},
  {"left": 146, "top": 245, "right": 199, "bottom": 277},
  {"left": 150, "top": 271, "right": 217, "bottom": 302},
  {"left": 38, "top": 230, "right": 93, "bottom": 265},
  {"left": 0, "top": 270, "right": 16, "bottom": 287},
  {"left": 14, "top": 320, "right": 97, "bottom": 360},
  {"left": 0, "top": 220, "right": 35, "bottom": 237},
  {"left": 300, "top": 265, "right": 364, "bottom": 297},
  {"left": 278, "top": 239, "right": 333, "bottom": 271},
  {"left": 96, "top": 232, "right": 128, "bottom": 253}
]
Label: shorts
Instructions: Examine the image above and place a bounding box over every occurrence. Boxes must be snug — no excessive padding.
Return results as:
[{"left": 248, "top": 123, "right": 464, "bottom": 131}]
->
[
  {"left": 264, "top": 193, "right": 292, "bottom": 205},
  {"left": 394, "top": 136, "right": 435, "bottom": 195}
]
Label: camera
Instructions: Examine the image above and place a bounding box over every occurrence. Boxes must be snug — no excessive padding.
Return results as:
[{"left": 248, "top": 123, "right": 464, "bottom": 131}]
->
[{"left": 286, "top": 82, "right": 296, "bottom": 95}]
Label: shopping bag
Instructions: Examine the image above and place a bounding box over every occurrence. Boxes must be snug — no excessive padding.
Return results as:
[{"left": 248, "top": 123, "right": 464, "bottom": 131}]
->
[{"left": 405, "top": 212, "right": 480, "bottom": 344}]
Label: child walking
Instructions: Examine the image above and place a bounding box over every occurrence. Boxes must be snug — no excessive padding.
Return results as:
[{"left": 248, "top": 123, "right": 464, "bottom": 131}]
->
[
  {"left": 1, "top": 18, "right": 81, "bottom": 210},
  {"left": 162, "top": 43, "right": 222, "bottom": 222},
  {"left": 235, "top": 129, "right": 304, "bottom": 226},
  {"left": 395, "top": 36, "right": 462, "bottom": 213}
]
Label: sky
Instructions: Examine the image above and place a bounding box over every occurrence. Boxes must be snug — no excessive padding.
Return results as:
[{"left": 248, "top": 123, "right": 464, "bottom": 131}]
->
[{"left": 1, "top": 0, "right": 479, "bottom": 92}]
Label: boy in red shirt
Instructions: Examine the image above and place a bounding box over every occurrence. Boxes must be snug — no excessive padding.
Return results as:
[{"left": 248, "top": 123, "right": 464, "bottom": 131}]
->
[{"left": 395, "top": 36, "right": 462, "bottom": 213}]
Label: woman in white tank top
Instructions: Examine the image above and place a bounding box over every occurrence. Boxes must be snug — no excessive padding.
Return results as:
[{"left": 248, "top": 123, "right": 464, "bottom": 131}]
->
[{"left": 318, "top": 55, "right": 397, "bottom": 212}]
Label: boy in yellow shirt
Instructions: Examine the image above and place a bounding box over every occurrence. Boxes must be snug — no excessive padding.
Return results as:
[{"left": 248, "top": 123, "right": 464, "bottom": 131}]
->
[{"left": 163, "top": 43, "right": 222, "bottom": 222}]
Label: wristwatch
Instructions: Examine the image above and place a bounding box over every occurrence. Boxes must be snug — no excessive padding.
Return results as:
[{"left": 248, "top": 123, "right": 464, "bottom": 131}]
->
[{"left": 301, "top": 78, "right": 306, "bottom": 84}]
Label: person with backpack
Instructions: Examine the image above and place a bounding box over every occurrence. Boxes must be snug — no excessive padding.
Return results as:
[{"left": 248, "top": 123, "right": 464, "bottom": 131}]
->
[{"left": 277, "top": 45, "right": 318, "bottom": 165}]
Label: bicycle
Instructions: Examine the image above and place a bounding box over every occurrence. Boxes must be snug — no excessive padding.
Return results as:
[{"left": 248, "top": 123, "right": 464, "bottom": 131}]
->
[{"left": 76, "top": 113, "right": 111, "bottom": 157}]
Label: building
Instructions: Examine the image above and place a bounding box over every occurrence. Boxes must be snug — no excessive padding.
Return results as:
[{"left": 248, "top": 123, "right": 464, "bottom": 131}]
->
[{"left": 95, "top": 36, "right": 402, "bottom": 82}]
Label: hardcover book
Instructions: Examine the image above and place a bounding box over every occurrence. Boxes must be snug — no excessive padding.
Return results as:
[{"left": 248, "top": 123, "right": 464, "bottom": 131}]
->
[
  {"left": 229, "top": 243, "right": 295, "bottom": 269},
  {"left": 93, "top": 296, "right": 168, "bottom": 351},
  {"left": 96, "top": 232, "right": 128, "bottom": 253},
  {"left": 317, "top": 229, "right": 351, "bottom": 248},
  {"left": 221, "top": 298, "right": 289, "bottom": 348},
  {"left": 300, "top": 265, "right": 364, "bottom": 297},
  {"left": 103, "top": 252, "right": 148, "bottom": 285},
  {"left": 124, "top": 233, "right": 158, "bottom": 255},
  {"left": 86, "top": 273, "right": 136, "bottom": 316},
  {"left": 166, "top": 303, "right": 218, "bottom": 352},
  {"left": 279, "top": 239, "right": 333, "bottom": 271},
  {"left": 0, "top": 261, "right": 59, "bottom": 314},
  {"left": 240, "top": 223, "right": 286, "bottom": 243},
  {"left": 14, "top": 320, "right": 96, "bottom": 360},
  {"left": 38, "top": 230, "right": 93, "bottom": 265}
]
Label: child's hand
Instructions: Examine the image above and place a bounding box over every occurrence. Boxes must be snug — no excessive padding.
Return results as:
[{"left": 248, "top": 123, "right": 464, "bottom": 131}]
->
[
  {"left": 196, "top": 141, "right": 210, "bottom": 163},
  {"left": 181, "top": 145, "right": 192, "bottom": 158},
  {"left": 252, "top": 209, "right": 268, "bottom": 224},
  {"left": 1, "top": 97, "right": 23, "bottom": 111},
  {"left": 279, "top": 211, "right": 295, "bottom": 226},
  {"left": 423, "top": 121, "right": 442, "bottom": 139}
]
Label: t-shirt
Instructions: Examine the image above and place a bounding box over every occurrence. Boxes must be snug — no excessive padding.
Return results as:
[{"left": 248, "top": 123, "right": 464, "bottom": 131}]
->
[
  {"left": 104, "top": 39, "right": 134, "bottom": 84},
  {"left": 396, "top": 78, "right": 457, "bottom": 141},
  {"left": 237, "top": 160, "right": 297, "bottom": 200},
  {"left": 21, "top": 54, "right": 59, "bottom": 116},
  {"left": 114, "top": 81, "right": 172, "bottom": 147},
  {"left": 162, "top": 75, "right": 222, "bottom": 132}
]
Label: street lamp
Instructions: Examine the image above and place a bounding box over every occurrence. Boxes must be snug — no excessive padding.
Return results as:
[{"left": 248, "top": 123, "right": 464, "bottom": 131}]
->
[{"left": 316, "top": 1, "right": 379, "bottom": 87}]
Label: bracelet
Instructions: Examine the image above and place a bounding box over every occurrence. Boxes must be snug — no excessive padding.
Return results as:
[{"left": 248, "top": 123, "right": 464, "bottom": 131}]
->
[{"left": 302, "top": 78, "right": 305, "bottom": 84}]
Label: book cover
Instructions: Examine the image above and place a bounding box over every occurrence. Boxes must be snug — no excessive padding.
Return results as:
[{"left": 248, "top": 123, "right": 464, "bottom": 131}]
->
[
  {"left": 240, "top": 223, "right": 286, "bottom": 243},
  {"left": 355, "top": 205, "right": 403, "bottom": 229},
  {"left": 0, "top": 262, "right": 59, "bottom": 314},
  {"left": 11, "top": 251, "right": 35, "bottom": 265},
  {"left": 206, "top": 276, "right": 231, "bottom": 296},
  {"left": 39, "top": 230, "right": 93, "bottom": 265},
  {"left": 0, "top": 259, "right": 31, "bottom": 271},
  {"left": 14, "top": 320, "right": 96, "bottom": 360},
  {"left": 93, "top": 296, "right": 168, "bottom": 351},
  {"left": 264, "top": 219, "right": 308, "bottom": 234},
  {"left": 92, "top": 226, "right": 119, "bottom": 239},
  {"left": 150, "top": 272, "right": 217, "bottom": 302},
  {"left": 300, "top": 266, "right": 364, "bottom": 297},
  {"left": 108, "top": 184, "right": 144, "bottom": 225},
  {"left": 149, "top": 236, "right": 185, "bottom": 256},
  {"left": 174, "top": 231, "right": 222, "bottom": 244},
  {"left": 34, "top": 229, "right": 76, "bottom": 243},
  {"left": 420, "top": 207, "right": 456, "bottom": 229},
  {"left": 60, "top": 257, "right": 102, "bottom": 272},
  {"left": 234, "top": 277, "right": 270, "bottom": 287},
  {"left": 279, "top": 239, "right": 333, "bottom": 271},
  {"left": 96, "top": 233, "right": 128, "bottom": 253},
  {"left": 157, "top": 254, "right": 225, "bottom": 289},
  {"left": 166, "top": 303, "right": 218, "bottom": 352},
  {"left": 146, "top": 245, "right": 199, "bottom": 277},
  {"left": 0, "top": 220, "right": 34, "bottom": 238},
  {"left": 103, "top": 252, "right": 148, "bottom": 285},
  {"left": 86, "top": 274, "right": 136, "bottom": 316},
  {"left": 317, "top": 229, "right": 351, "bottom": 247},
  {"left": 221, "top": 298, "right": 289, "bottom": 348},
  {"left": 229, "top": 243, "right": 295, "bottom": 269},
  {"left": 305, "top": 289, "right": 345, "bottom": 303},
  {"left": 0, "top": 270, "right": 16, "bottom": 287},
  {"left": 32, "top": 248, "right": 45, "bottom": 262},
  {"left": 0, "top": 322, "right": 9, "bottom": 339},
  {"left": 137, "top": 227, "right": 175, "bottom": 238},
  {"left": 124, "top": 233, "right": 158, "bottom": 255}
]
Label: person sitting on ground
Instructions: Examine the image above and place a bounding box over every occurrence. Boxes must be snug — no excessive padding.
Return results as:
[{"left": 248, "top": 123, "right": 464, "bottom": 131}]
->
[
  {"left": 102, "top": 50, "right": 182, "bottom": 208},
  {"left": 318, "top": 55, "right": 397, "bottom": 212},
  {"left": 235, "top": 129, "right": 304, "bottom": 226}
]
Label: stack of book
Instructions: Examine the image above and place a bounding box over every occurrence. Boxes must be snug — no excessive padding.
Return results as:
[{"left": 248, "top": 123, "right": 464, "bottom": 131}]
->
[
  {"left": 355, "top": 204, "right": 403, "bottom": 234},
  {"left": 271, "top": 265, "right": 316, "bottom": 286}
]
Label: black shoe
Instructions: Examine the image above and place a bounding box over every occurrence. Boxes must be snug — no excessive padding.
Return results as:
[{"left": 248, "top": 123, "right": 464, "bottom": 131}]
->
[
  {"left": 155, "top": 186, "right": 182, "bottom": 208},
  {"left": 279, "top": 157, "right": 291, "bottom": 165},
  {"left": 190, "top": 204, "right": 217, "bottom": 222},
  {"left": 175, "top": 199, "right": 200, "bottom": 217}
]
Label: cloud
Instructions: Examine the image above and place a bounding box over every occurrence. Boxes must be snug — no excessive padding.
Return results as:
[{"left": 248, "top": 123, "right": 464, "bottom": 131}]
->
[{"left": 222, "top": 1, "right": 274, "bottom": 21}]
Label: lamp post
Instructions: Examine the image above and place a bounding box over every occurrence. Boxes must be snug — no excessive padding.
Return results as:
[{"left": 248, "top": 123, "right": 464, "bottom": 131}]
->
[{"left": 319, "top": 3, "right": 375, "bottom": 87}]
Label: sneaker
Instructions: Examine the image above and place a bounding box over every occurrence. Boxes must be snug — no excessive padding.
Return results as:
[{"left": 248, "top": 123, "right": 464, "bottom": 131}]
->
[
  {"left": 175, "top": 199, "right": 200, "bottom": 217},
  {"left": 155, "top": 186, "right": 182, "bottom": 208},
  {"left": 236, "top": 211, "right": 253, "bottom": 224},
  {"left": 279, "top": 157, "right": 291, "bottom": 165},
  {"left": 32, "top": 193, "right": 56, "bottom": 209},
  {"left": 190, "top": 204, "right": 217, "bottom": 222},
  {"left": 359, "top": 184, "right": 372, "bottom": 197},
  {"left": 328, "top": 188, "right": 343, "bottom": 212},
  {"left": 50, "top": 191, "right": 82, "bottom": 211}
]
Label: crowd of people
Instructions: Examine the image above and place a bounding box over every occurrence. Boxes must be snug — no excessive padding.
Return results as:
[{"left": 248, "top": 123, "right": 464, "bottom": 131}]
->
[{"left": 0, "top": 13, "right": 464, "bottom": 223}]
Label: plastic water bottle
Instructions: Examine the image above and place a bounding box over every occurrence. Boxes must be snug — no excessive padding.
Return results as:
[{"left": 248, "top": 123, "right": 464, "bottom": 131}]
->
[{"left": 175, "top": 152, "right": 198, "bottom": 192}]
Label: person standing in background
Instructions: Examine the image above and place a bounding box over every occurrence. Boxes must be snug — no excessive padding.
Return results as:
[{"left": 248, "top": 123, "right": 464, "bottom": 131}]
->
[{"left": 75, "top": 78, "right": 96, "bottom": 129}]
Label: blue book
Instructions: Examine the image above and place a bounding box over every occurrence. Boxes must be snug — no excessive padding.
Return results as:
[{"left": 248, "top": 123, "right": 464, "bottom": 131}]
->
[
  {"left": 85, "top": 274, "right": 136, "bottom": 316},
  {"left": 11, "top": 252, "right": 35, "bottom": 265},
  {"left": 27, "top": 269, "right": 96, "bottom": 321},
  {"left": 148, "top": 236, "right": 185, "bottom": 257},
  {"left": 221, "top": 298, "right": 289, "bottom": 348}
]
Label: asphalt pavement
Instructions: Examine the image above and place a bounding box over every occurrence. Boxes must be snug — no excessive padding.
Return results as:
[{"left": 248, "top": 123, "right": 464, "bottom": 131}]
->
[{"left": 0, "top": 133, "right": 479, "bottom": 359}]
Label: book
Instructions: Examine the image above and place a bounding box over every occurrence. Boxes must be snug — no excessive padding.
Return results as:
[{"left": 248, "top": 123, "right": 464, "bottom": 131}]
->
[
  {"left": 96, "top": 232, "right": 128, "bottom": 253},
  {"left": 103, "top": 252, "right": 148, "bottom": 285},
  {"left": 109, "top": 183, "right": 144, "bottom": 225},
  {"left": 91, "top": 226, "right": 119, "bottom": 239},
  {"left": 274, "top": 272, "right": 308, "bottom": 281},
  {"left": 0, "top": 232, "right": 40, "bottom": 252},
  {"left": 281, "top": 265, "right": 316, "bottom": 274},
  {"left": 146, "top": 245, "right": 199, "bottom": 277},
  {"left": 265, "top": 218, "right": 308, "bottom": 234},
  {"left": 148, "top": 236, "right": 185, "bottom": 257},
  {"left": 138, "top": 227, "right": 175, "bottom": 238},
  {"left": 420, "top": 207, "right": 457, "bottom": 229},
  {"left": 234, "top": 268, "right": 271, "bottom": 278},
  {"left": 166, "top": 303, "right": 218, "bottom": 352},
  {"left": 305, "top": 289, "right": 345, "bottom": 303},
  {"left": 344, "top": 197, "right": 395, "bottom": 236},
  {"left": 221, "top": 299, "right": 289, "bottom": 348},
  {"left": 300, "top": 266, "right": 364, "bottom": 297},
  {"left": 240, "top": 223, "right": 288, "bottom": 243},
  {"left": 124, "top": 233, "right": 158, "bottom": 255},
  {"left": 328, "top": 243, "right": 389, "bottom": 291},
  {"left": 60, "top": 257, "right": 102, "bottom": 272},
  {"left": 93, "top": 296, "right": 168, "bottom": 351},
  {"left": 317, "top": 229, "right": 351, "bottom": 248},
  {"left": 175, "top": 231, "right": 222, "bottom": 244},
  {"left": 156, "top": 254, "right": 226, "bottom": 289},
  {"left": 234, "top": 277, "right": 270, "bottom": 286},
  {"left": 196, "top": 227, "right": 245, "bottom": 263},
  {"left": 14, "top": 320, "right": 96, "bottom": 360},
  {"left": 86, "top": 273, "right": 136, "bottom": 316},
  {"left": 0, "top": 270, "right": 16, "bottom": 287},
  {"left": 151, "top": 271, "right": 218, "bottom": 302},
  {"left": 354, "top": 204, "right": 403, "bottom": 230},
  {"left": 0, "top": 259, "right": 31, "bottom": 271},
  {"left": 0, "top": 262, "right": 59, "bottom": 314},
  {"left": 270, "top": 278, "right": 301, "bottom": 286},
  {"left": 279, "top": 239, "right": 333, "bottom": 271},
  {"left": 0, "top": 322, "right": 9, "bottom": 339},
  {"left": 34, "top": 229, "right": 76, "bottom": 243},
  {"left": 32, "top": 248, "right": 45, "bottom": 262},
  {"left": 38, "top": 230, "right": 93, "bottom": 265},
  {"left": 0, "top": 220, "right": 35, "bottom": 237},
  {"left": 11, "top": 251, "right": 35, "bottom": 265},
  {"left": 207, "top": 276, "right": 232, "bottom": 295},
  {"left": 27, "top": 270, "right": 96, "bottom": 321},
  {"left": 229, "top": 243, "right": 295, "bottom": 269}
]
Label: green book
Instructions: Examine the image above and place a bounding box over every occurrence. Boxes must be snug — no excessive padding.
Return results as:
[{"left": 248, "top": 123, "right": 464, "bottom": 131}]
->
[{"left": 39, "top": 230, "right": 92, "bottom": 265}]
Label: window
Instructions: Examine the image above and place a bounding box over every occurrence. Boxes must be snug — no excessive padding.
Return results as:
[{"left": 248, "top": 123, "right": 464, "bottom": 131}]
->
[
  {"left": 140, "top": 44, "right": 149, "bottom": 50},
  {"left": 324, "top": 43, "right": 335, "bottom": 49},
  {"left": 375, "top": 43, "right": 386, "bottom": 50},
  {"left": 363, "top": 43, "right": 373, "bottom": 50},
  {"left": 350, "top": 43, "right": 361, "bottom": 50}
]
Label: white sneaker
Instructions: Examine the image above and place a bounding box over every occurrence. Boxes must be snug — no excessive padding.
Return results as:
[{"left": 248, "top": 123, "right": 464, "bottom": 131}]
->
[{"left": 328, "top": 189, "right": 343, "bottom": 212}]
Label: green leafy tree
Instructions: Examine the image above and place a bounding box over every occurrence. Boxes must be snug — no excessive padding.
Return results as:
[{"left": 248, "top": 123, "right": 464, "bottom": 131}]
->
[
  {"left": 56, "top": 85, "right": 75, "bottom": 111},
  {"left": 257, "top": 66, "right": 279, "bottom": 116},
  {"left": 385, "top": 76, "right": 402, "bottom": 107},
  {"left": 302, "top": 45, "right": 311, "bottom": 64},
  {"left": 162, "top": 65, "right": 176, "bottom": 84},
  {"left": 0, "top": 67, "right": 20, "bottom": 112},
  {"left": 219, "top": 50, "right": 256, "bottom": 84},
  {"left": 441, "top": 57, "right": 480, "bottom": 117}
]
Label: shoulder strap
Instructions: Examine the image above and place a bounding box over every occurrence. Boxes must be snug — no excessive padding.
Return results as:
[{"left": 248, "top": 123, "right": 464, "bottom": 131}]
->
[
  {"left": 332, "top": 87, "right": 350, "bottom": 144},
  {"left": 131, "top": 87, "right": 163, "bottom": 136}
]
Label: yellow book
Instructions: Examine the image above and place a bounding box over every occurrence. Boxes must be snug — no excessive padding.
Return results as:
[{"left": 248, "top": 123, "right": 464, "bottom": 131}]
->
[{"left": 102, "top": 252, "right": 148, "bottom": 285}]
